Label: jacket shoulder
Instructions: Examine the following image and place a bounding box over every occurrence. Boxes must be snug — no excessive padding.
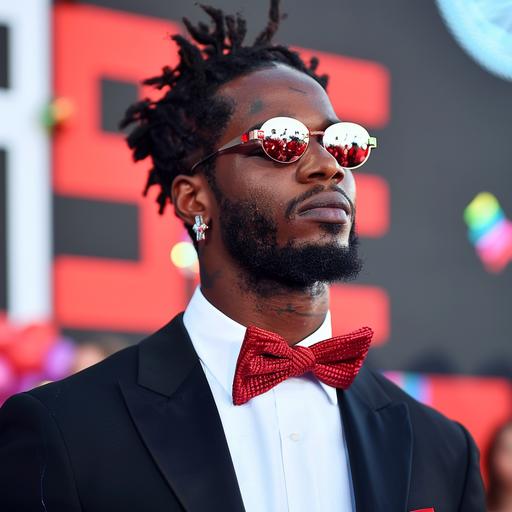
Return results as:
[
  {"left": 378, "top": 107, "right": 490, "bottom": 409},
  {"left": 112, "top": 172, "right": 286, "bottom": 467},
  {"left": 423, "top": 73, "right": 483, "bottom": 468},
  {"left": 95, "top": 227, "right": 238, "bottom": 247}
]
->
[
  {"left": 362, "top": 367, "right": 467, "bottom": 438},
  {"left": 27, "top": 342, "right": 139, "bottom": 406},
  {"left": 26, "top": 314, "right": 185, "bottom": 406},
  {"left": 360, "top": 368, "right": 485, "bottom": 508}
]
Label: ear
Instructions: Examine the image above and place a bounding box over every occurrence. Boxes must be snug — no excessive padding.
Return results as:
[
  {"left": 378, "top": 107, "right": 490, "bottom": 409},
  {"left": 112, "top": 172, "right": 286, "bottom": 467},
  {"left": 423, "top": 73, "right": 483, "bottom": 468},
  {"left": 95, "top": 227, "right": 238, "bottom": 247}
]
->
[{"left": 171, "top": 173, "right": 212, "bottom": 227}]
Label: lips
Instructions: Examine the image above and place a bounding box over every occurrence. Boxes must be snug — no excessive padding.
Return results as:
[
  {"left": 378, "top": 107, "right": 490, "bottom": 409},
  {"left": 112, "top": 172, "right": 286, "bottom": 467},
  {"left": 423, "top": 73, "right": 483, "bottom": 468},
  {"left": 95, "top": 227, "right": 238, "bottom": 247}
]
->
[{"left": 297, "top": 191, "right": 352, "bottom": 217}]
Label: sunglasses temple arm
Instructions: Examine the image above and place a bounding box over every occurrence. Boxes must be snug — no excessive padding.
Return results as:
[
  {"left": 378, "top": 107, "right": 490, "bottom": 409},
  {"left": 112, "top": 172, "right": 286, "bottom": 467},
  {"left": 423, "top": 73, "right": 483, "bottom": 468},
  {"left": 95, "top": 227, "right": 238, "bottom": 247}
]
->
[{"left": 189, "top": 135, "right": 246, "bottom": 173}]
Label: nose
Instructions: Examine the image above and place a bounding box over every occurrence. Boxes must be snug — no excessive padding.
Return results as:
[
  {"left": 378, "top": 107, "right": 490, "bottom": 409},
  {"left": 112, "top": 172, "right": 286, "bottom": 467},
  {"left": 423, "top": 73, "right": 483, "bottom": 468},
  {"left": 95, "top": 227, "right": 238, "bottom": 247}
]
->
[{"left": 295, "top": 138, "right": 345, "bottom": 184}]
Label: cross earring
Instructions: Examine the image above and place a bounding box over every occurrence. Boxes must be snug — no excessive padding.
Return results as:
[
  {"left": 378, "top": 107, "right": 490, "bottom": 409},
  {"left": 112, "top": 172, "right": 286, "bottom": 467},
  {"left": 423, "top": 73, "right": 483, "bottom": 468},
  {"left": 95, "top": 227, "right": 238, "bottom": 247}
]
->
[{"left": 192, "top": 215, "right": 209, "bottom": 241}]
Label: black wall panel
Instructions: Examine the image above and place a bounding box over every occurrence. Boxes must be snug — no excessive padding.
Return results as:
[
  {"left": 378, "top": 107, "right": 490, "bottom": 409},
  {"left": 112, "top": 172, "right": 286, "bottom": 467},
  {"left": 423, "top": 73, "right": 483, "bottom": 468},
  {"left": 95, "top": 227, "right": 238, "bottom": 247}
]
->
[
  {"left": 0, "top": 24, "right": 9, "bottom": 90},
  {"left": 100, "top": 77, "right": 138, "bottom": 133},
  {"left": 54, "top": 195, "right": 140, "bottom": 261}
]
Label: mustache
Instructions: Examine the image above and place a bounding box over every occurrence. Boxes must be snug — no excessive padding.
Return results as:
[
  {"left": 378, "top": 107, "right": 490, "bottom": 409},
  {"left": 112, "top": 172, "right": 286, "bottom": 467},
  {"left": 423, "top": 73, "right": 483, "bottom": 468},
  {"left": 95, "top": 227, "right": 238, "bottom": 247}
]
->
[{"left": 284, "top": 184, "right": 356, "bottom": 220}]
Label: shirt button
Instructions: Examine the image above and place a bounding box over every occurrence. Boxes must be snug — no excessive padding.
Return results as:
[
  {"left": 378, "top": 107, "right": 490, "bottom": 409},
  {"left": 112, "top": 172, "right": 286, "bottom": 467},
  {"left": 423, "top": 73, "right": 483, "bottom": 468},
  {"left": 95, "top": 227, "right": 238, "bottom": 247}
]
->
[{"left": 289, "top": 432, "right": 300, "bottom": 442}]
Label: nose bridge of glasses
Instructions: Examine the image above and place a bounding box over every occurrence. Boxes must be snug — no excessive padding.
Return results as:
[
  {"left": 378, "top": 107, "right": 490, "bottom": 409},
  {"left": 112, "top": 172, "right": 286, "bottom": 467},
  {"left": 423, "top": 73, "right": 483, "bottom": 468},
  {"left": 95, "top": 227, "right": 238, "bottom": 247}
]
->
[
  {"left": 309, "top": 130, "right": 339, "bottom": 162},
  {"left": 299, "top": 132, "right": 345, "bottom": 182}
]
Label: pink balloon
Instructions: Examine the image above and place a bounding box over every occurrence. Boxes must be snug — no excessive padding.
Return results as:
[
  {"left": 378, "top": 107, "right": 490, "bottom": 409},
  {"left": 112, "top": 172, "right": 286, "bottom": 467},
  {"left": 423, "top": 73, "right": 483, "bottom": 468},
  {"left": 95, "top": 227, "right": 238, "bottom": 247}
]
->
[
  {"left": 0, "top": 355, "right": 16, "bottom": 392},
  {"left": 6, "top": 322, "right": 57, "bottom": 373}
]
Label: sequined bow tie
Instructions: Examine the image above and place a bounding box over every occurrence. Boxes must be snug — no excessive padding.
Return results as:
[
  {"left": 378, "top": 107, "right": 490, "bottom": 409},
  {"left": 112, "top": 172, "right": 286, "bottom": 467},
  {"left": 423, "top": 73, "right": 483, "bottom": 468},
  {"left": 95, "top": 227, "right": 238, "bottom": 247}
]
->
[{"left": 232, "top": 325, "right": 373, "bottom": 406}]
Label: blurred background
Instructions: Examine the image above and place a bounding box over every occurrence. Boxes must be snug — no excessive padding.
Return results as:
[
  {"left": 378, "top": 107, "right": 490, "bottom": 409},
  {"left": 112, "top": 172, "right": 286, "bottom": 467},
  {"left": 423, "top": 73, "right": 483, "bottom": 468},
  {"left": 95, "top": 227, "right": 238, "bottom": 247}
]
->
[{"left": 1, "top": 0, "right": 511, "bottom": 491}]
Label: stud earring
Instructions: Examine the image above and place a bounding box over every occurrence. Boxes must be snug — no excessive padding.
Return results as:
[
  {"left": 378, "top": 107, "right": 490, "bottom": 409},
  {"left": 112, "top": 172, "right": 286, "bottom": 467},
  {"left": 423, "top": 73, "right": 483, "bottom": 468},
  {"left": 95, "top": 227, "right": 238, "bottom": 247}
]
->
[{"left": 192, "top": 215, "right": 209, "bottom": 241}]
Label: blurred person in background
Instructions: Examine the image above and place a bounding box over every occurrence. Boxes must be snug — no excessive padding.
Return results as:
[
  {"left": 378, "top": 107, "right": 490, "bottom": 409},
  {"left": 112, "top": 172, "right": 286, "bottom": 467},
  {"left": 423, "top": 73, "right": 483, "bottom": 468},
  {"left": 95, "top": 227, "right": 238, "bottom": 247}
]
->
[
  {"left": 487, "top": 419, "right": 512, "bottom": 512},
  {"left": 0, "top": 1, "right": 485, "bottom": 511},
  {"left": 71, "top": 335, "right": 131, "bottom": 373}
]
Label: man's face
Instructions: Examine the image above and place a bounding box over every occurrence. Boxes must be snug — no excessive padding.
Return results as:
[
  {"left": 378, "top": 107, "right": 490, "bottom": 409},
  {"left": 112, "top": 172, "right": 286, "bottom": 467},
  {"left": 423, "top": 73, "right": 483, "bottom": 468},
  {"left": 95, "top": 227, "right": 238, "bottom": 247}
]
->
[{"left": 206, "top": 63, "right": 362, "bottom": 290}]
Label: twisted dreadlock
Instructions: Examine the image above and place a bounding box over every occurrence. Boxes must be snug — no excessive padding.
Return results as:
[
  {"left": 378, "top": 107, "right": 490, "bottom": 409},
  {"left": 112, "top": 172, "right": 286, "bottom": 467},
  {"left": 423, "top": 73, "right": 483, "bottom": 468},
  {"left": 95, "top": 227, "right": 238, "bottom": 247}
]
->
[{"left": 119, "top": 0, "right": 328, "bottom": 234}]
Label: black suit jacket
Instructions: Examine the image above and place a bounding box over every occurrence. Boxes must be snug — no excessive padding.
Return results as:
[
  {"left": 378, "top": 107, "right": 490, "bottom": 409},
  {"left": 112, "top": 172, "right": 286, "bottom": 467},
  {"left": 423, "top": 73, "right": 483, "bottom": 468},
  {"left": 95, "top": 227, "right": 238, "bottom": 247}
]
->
[{"left": 0, "top": 314, "right": 485, "bottom": 511}]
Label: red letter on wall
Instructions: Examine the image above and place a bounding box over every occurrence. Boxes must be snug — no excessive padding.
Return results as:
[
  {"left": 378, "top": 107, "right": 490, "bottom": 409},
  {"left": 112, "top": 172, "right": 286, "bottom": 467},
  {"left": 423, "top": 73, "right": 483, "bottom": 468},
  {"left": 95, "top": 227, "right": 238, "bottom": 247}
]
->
[{"left": 53, "top": 5, "right": 187, "bottom": 332}]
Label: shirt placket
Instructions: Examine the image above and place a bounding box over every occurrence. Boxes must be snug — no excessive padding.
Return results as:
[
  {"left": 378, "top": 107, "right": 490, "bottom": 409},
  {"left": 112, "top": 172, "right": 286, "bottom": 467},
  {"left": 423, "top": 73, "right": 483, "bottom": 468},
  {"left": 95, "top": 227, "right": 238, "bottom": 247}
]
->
[{"left": 274, "top": 377, "right": 316, "bottom": 512}]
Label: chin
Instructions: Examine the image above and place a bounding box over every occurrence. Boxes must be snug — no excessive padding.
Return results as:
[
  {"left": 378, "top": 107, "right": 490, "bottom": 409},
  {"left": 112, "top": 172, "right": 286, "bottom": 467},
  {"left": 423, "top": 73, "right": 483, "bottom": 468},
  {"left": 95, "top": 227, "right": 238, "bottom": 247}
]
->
[
  {"left": 288, "top": 221, "right": 351, "bottom": 245},
  {"left": 290, "top": 230, "right": 350, "bottom": 248}
]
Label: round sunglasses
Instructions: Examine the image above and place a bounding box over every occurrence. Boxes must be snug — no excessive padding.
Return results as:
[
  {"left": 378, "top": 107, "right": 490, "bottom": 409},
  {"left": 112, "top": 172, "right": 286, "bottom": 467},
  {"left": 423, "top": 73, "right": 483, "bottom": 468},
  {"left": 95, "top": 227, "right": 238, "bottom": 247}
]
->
[{"left": 190, "top": 116, "right": 377, "bottom": 173}]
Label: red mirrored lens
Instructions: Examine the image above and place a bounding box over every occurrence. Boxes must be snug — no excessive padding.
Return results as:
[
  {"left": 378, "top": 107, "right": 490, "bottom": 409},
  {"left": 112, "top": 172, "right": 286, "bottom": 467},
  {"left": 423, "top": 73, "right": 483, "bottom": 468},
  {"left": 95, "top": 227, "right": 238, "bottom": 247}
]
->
[
  {"left": 260, "top": 117, "right": 309, "bottom": 163},
  {"left": 262, "top": 138, "right": 307, "bottom": 162},
  {"left": 323, "top": 122, "right": 372, "bottom": 169},
  {"left": 325, "top": 144, "right": 370, "bottom": 168}
]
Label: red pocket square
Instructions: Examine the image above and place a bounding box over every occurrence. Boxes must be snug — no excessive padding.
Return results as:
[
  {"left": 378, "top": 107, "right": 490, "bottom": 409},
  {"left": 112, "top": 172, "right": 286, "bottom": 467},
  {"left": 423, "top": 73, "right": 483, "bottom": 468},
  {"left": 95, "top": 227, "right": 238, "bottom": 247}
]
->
[{"left": 410, "top": 509, "right": 434, "bottom": 512}]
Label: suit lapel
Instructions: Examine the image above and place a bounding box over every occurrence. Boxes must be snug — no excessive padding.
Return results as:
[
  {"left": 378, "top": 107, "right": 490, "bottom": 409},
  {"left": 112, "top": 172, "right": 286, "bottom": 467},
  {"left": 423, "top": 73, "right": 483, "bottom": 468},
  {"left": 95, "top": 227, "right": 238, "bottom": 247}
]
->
[
  {"left": 339, "top": 366, "right": 413, "bottom": 512},
  {"left": 119, "top": 314, "right": 245, "bottom": 512}
]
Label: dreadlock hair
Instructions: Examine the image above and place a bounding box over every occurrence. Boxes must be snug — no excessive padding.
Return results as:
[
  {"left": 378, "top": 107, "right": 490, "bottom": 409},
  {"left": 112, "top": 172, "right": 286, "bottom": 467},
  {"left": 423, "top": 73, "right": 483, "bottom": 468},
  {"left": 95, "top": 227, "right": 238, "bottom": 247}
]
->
[{"left": 119, "top": 0, "right": 328, "bottom": 241}]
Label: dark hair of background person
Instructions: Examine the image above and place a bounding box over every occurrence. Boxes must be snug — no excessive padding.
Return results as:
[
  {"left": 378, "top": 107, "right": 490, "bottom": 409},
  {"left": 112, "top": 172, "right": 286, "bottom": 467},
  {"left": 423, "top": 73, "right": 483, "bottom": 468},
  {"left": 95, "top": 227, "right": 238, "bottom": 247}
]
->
[
  {"left": 118, "top": 0, "right": 328, "bottom": 244},
  {"left": 485, "top": 418, "right": 512, "bottom": 510}
]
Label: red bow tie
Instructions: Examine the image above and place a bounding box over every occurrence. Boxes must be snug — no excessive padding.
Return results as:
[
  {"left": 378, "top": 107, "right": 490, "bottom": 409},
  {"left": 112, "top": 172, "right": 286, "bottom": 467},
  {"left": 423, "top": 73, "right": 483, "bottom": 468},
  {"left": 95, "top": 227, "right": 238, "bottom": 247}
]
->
[{"left": 232, "top": 325, "right": 373, "bottom": 406}]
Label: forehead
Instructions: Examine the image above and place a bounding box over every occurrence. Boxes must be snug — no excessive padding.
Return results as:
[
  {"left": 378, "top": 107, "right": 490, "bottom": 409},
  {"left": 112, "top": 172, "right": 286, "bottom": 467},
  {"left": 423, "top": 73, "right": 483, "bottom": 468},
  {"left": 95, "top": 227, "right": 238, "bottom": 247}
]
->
[{"left": 217, "top": 63, "right": 338, "bottom": 144}]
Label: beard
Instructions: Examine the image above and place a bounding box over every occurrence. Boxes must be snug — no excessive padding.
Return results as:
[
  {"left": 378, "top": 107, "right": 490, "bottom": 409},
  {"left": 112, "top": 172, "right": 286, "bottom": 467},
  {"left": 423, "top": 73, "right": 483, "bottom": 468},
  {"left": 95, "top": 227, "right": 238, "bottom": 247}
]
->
[{"left": 217, "top": 192, "right": 363, "bottom": 293}]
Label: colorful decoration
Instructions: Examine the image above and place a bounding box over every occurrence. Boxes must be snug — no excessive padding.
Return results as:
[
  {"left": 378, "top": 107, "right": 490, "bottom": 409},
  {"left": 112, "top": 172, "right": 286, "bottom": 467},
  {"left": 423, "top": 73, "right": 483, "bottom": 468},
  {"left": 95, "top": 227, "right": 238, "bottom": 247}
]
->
[
  {"left": 44, "top": 337, "right": 77, "bottom": 381},
  {"left": 384, "top": 371, "right": 432, "bottom": 405},
  {"left": 464, "top": 192, "right": 512, "bottom": 273},
  {"left": 0, "top": 315, "right": 77, "bottom": 405},
  {"left": 42, "top": 96, "right": 75, "bottom": 130}
]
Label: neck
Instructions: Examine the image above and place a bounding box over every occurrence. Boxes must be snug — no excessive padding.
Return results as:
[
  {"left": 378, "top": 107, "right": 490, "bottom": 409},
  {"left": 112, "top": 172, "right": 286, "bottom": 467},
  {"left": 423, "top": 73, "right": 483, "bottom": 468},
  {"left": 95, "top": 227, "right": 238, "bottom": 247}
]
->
[
  {"left": 496, "top": 491, "right": 512, "bottom": 510},
  {"left": 199, "top": 259, "right": 330, "bottom": 345}
]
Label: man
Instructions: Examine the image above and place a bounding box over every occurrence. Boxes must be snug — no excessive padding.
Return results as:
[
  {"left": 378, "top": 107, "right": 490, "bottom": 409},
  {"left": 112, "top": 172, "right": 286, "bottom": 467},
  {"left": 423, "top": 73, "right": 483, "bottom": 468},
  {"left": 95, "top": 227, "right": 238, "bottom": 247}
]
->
[{"left": 0, "top": 1, "right": 485, "bottom": 511}]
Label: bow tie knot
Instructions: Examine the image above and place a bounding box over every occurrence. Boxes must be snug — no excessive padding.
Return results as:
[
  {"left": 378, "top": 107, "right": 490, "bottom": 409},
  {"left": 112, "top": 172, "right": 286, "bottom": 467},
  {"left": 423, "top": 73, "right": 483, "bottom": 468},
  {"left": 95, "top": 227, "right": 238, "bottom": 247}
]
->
[
  {"left": 290, "top": 346, "right": 316, "bottom": 376},
  {"left": 232, "top": 324, "right": 373, "bottom": 405}
]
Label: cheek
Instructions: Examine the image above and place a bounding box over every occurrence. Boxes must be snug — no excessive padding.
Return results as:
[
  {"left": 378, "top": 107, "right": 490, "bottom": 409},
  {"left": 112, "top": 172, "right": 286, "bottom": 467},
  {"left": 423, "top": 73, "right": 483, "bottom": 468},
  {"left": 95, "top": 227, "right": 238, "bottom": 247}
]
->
[{"left": 216, "top": 155, "right": 295, "bottom": 203}]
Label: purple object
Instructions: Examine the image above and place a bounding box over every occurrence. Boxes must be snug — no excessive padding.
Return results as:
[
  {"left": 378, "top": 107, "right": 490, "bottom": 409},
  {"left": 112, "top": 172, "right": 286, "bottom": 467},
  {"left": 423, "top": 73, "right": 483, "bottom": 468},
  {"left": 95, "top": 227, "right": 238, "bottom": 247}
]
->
[
  {"left": 44, "top": 337, "right": 76, "bottom": 381},
  {"left": 16, "top": 371, "right": 46, "bottom": 393}
]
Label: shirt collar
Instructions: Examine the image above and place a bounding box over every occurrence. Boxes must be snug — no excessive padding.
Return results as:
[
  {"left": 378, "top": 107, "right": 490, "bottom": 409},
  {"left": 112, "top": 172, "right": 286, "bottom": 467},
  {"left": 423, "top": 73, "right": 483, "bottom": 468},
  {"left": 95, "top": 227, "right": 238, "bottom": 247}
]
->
[{"left": 182, "top": 286, "right": 338, "bottom": 405}]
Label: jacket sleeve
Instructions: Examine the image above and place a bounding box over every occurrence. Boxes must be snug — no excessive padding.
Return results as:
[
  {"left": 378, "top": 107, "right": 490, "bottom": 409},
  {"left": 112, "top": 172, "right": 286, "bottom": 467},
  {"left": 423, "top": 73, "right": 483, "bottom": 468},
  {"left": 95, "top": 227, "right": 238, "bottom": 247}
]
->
[
  {"left": 456, "top": 421, "right": 486, "bottom": 512},
  {"left": 0, "top": 392, "right": 82, "bottom": 512}
]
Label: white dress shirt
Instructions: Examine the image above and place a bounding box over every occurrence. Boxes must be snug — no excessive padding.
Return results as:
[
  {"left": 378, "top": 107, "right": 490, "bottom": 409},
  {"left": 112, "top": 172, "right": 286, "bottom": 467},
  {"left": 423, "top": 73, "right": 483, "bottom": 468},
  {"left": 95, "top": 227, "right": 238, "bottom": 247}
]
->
[{"left": 183, "top": 287, "right": 355, "bottom": 512}]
